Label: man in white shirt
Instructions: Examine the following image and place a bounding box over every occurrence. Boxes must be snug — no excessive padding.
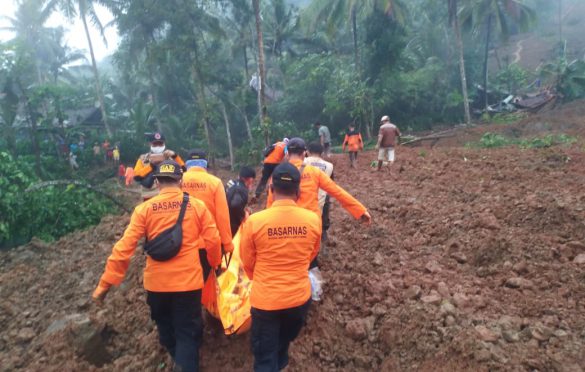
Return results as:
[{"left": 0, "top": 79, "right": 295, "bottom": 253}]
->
[
  {"left": 304, "top": 142, "right": 333, "bottom": 261},
  {"left": 314, "top": 122, "right": 332, "bottom": 158}
]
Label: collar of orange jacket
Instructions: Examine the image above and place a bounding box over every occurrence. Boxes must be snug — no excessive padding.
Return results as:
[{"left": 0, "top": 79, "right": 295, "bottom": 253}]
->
[
  {"left": 187, "top": 167, "right": 207, "bottom": 173},
  {"left": 289, "top": 158, "right": 303, "bottom": 167},
  {"left": 159, "top": 186, "right": 183, "bottom": 195},
  {"left": 271, "top": 199, "right": 297, "bottom": 207}
]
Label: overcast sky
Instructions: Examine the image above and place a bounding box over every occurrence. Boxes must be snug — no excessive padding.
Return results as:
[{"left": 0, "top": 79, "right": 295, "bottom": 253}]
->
[{"left": 0, "top": 1, "right": 120, "bottom": 62}]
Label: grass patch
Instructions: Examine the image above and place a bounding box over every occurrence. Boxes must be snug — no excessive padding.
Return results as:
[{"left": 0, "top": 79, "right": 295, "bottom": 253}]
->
[
  {"left": 490, "top": 112, "right": 528, "bottom": 125},
  {"left": 468, "top": 132, "right": 577, "bottom": 149}
]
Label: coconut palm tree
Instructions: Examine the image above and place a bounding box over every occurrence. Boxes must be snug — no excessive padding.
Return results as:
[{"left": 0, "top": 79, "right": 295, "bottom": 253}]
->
[
  {"left": 253, "top": 0, "right": 269, "bottom": 146},
  {"left": 461, "top": 0, "right": 535, "bottom": 111},
  {"left": 57, "top": 0, "right": 112, "bottom": 137},
  {"left": 448, "top": 0, "right": 471, "bottom": 125},
  {"left": 1, "top": 0, "right": 60, "bottom": 84},
  {"left": 304, "top": 0, "right": 406, "bottom": 74}
]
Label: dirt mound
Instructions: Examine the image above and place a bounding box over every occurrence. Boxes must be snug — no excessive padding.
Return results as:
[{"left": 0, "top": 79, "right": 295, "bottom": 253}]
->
[
  {"left": 2, "top": 145, "right": 585, "bottom": 371},
  {"left": 418, "top": 99, "right": 585, "bottom": 148}
]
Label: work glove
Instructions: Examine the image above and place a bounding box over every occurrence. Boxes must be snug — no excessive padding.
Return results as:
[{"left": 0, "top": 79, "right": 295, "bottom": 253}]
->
[
  {"left": 360, "top": 211, "right": 372, "bottom": 226},
  {"left": 92, "top": 280, "right": 112, "bottom": 303}
]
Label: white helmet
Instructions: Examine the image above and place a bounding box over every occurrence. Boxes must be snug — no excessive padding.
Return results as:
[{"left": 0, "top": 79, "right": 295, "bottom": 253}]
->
[{"left": 380, "top": 115, "right": 390, "bottom": 123}]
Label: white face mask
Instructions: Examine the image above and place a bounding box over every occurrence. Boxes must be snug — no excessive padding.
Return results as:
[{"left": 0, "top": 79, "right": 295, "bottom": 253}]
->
[{"left": 151, "top": 145, "right": 165, "bottom": 154}]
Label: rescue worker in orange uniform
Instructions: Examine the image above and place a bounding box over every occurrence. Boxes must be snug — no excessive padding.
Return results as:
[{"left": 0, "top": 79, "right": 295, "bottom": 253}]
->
[
  {"left": 182, "top": 149, "right": 233, "bottom": 254},
  {"left": 342, "top": 123, "right": 364, "bottom": 168},
  {"left": 254, "top": 138, "right": 289, "bottom": 199},
  {"left": 240, "top": 162, "right": 321, "bottom": 372},
  {"left": 93, "top": 160, "right": 221, "bottom": 372},
  {"left": 134, "top": 132, "right": 185, "bottom": 200},
  {"left": 267, "top": 137, "right": 371, "bottom": 223}
]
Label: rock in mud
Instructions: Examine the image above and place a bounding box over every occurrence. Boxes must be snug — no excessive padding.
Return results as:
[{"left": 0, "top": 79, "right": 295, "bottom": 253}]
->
[
  {"left": 421, "top": 294, "right": 442, "bottom": 305},
  {"left": 345, "top": 317, "right": 375, "bottom": 341},
  {"left": 424, "top": 261, "right": 441, "bottom": 273},
  {"left": 373, "top": 252, "right": 384, "bottom": 266},
  {"left": 512, "top": 261, "right": 529, "bottom": 274},
  {"left": 502, "top": 330, "right": 520, "bottom": 343},
  {"left": 529, "top": 325, "right": 553, "bottom": 341},
  {"left": 505, "top": 277, "right": 534, "bottom": 289},
  {"left": 452, "top": 293, "right": 469, "bottom": 308},
  {"left": 437, "top": 282, "right": 450, "bottom": 298},
  {"left": 573, "top": 254, "right": 585, "bottom": 264},
  {"left": 475, "top": 325, "right": 500, "bottom": 342},
  {"left": 69, "top": 318, "right": 111, "bottom": 367},
  {"left": 473, "top": 348, "right": 492, "bottom": 362},
  {"left": 405, "top": 285, "right": 421, "bottom": 300},
  {"left": 17, "top": 328, "right": 35, "bottom": 343},
  {"left": 439, "top": 301, "right": 456, "bottom": 317},
  {"left": 451, "top": 252, "right": 467, "bottom": 264}
]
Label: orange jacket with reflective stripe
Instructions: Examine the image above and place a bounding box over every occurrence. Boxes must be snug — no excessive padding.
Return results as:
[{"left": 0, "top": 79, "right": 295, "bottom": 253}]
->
[
  {"left": 264, "top": 142, "right": 286, "bottom": 164},
  {"left": 99, "top": 187, "right": 221, "bottom": 292},
  {"left": 240, "top": 199, "right": 321, "bottom": 310},
  {"left": 266, "top": 159, "right": 367, "bottom": 219},
  {"left": 343, "top": 131, "right": 364, "bottom": 152},
  {"left": 182, "top": 167, "right": 233, "bottom": 251}
]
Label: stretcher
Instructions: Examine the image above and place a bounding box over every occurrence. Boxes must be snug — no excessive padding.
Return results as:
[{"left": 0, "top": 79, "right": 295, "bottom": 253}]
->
[{"left": 202, "top": 229, "right": 252, "bottom": 335}]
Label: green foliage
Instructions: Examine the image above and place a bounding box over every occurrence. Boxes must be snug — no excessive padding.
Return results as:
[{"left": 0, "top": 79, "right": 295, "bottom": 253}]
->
[
  {"left": 473, "top": 132, "right": 577, "bottom": 149},
  {"left": 518, "top": 134, "right": 577, "bottom": 149},
  {"left": 495, "top": 64, "right": 529, "bottom": 93},
  {"left": 478, "top": 132, "right": 514, "bottom": 148},
  {"left": 490, "top": 112, "right": 528, "bottom": 124},
  {"left": 0, "top": 152, "right": 116, "bottom": 249}
]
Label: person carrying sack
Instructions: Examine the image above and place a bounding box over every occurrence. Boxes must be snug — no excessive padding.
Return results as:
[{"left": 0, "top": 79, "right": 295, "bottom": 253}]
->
[{"left": 93, "top": 159, "right": 221, "bottom": 372}]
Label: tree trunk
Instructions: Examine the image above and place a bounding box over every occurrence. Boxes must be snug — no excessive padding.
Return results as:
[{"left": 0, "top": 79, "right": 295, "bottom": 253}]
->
[
  {"left": 483, "top": 13, "right": 493, "bottom": 112},
  {"left": 351, "top": 5, "right": 359, "bottom": 73},
  {"left": 243, "top": 45, "right": 249, "bottom": 78},
  {"left": 192, "top": 65, "right": 213, "bottom": 165},
  {"left": 253, "top": 0, "right": 269, "bottom": 146},
  {"left": 81, "top": 12, "right": 111, "bottom": 138},
  {"left": 452, "top": 0, "right": 472, "bottom": 125},
  {"left": 221, "top": 102, "right": 235, "bottom": 171},
  {"left": 22, "top": 94, "right": 42, "bottom": 177}
]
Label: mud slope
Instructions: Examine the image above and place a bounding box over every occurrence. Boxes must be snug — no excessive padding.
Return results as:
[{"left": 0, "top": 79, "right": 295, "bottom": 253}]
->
[{"left": 1, "top": 145, "right": 585, "bottom": 371}]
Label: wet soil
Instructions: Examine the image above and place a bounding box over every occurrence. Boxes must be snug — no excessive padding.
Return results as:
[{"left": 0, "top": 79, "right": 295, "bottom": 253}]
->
[{"left": 1, "top": 119, "right": 585, "bottom": 371}]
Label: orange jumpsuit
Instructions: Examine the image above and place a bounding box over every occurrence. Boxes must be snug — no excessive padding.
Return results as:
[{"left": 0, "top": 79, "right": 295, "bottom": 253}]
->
[
  {"left": 182, "top": 167, "right": 233, "bottom": 252},
  {"left": 266, "top": 159, "right": 367, "bottom": 219},
  {"left": 98, "top": 187, "right": 221, "bottom": 292},
  {"left": 240, "top": 199, "right": 321, "bottom": 310},
  {"left": 342, "top": 131, "right": 364, "bottom": 152}
]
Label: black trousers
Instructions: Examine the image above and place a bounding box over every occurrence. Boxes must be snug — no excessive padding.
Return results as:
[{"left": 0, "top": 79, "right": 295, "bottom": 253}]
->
[
  {"left": 146, "top": 290, "right": 202, "bottom": 372},
  {"left": 255, "top": 163, "right": 278, "bottom": 197},
  {"left": 251, "top": 300, "right": 311, "bottom": 372},
  {"left": 349, "top": 151, "right": 358, "bottom": 162}
]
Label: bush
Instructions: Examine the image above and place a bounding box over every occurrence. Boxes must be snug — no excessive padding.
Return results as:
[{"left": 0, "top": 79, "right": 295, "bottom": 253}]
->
[
  {"left": 478, "top": 133, "right": 514, "bottom": 148},
  {"left": 0, "top": 152, "right": 117, "bottom": 249}
]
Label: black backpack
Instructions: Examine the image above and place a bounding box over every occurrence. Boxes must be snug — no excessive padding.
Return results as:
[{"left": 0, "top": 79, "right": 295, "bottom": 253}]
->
[
  {"left": 262, "top": 144, "right": 276, "bottom": 158},
  {"left": 143, "top": 192, "right": 189, "bottom": 261}
]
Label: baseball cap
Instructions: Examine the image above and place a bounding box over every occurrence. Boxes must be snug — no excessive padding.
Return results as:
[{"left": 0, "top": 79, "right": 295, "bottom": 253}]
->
[
  {"left": 287, "top": 137, "right": 306, "bottom": 151},
  {"left": 272, "top": 162, "right": 301, "bottom": 190},
  {"left": 187, "top": 149, "right": 207, "bottom": 161},
  {"left": 154, "top": 160, "right": 182, "bottom": 180},
  {"left": 148, "top": 132, "right": 166, "bottom": 142}
]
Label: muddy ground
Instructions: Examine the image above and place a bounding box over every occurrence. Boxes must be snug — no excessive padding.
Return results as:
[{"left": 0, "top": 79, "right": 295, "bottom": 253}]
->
[{"left": 1, "top": 117, "right": 585, "bottom": 371}]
